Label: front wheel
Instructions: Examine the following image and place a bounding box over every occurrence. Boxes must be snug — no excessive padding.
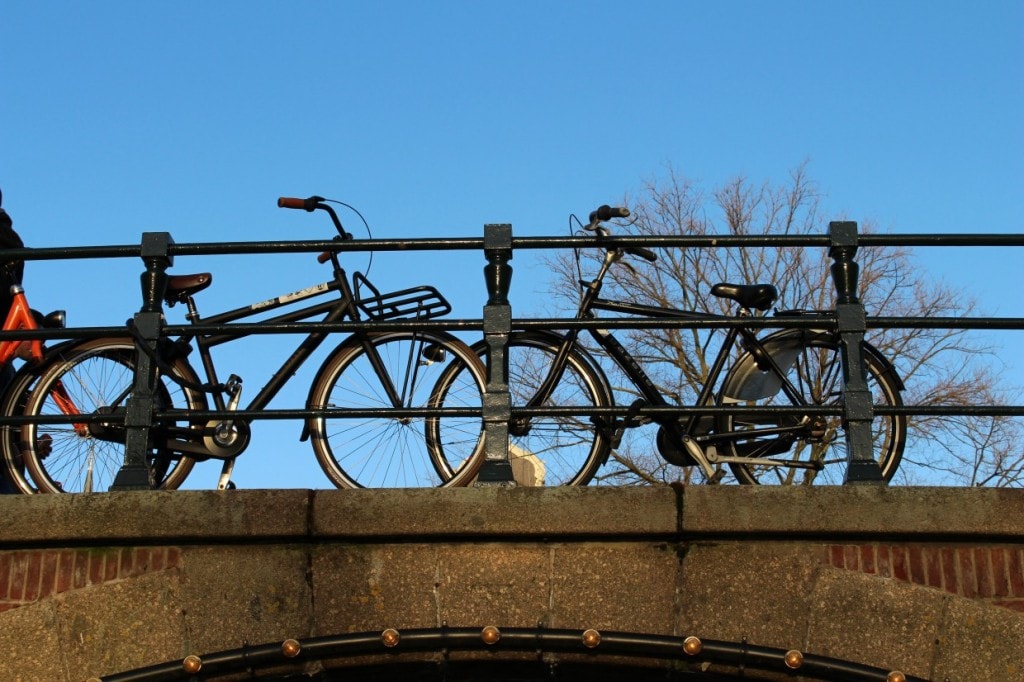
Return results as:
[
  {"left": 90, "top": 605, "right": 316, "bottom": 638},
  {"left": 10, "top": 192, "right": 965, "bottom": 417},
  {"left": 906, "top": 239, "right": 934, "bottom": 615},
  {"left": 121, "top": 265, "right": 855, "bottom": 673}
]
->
[
  {"left": 307, "top": 331, "right": 487, "bottom": 489},
  {"left": 718, "top": 333, "right": 906, "bottom": 485},
  {"left": 20, "top": 338, "right": 207, "bottom": 493}
]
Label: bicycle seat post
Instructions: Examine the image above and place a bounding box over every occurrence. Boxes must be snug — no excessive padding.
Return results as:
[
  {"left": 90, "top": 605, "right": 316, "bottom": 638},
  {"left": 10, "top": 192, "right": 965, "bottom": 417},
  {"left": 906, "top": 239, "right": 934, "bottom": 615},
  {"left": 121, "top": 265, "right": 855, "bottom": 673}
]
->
[{"left": 111, "top": 231, "right": 175, "bottom": 491}]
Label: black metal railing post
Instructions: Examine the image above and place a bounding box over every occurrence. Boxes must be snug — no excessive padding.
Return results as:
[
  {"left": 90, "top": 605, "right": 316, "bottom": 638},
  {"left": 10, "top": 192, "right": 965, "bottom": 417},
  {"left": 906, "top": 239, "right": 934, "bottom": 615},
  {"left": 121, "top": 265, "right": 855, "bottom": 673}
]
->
[
  {"left": 110, "top": 232, "right": 173, "bottom": 491},
  {"left": 828, "top": 221, "right": 885, "bottom": 484},
  {"left": 475, "top": 223, "right": 515, "bottom": 485}
]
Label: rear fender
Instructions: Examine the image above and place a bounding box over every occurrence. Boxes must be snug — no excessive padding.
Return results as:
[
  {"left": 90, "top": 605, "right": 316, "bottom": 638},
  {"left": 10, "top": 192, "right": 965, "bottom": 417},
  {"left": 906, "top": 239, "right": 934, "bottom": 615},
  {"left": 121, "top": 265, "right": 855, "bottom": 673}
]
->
[{"left": 721, "top": 328, "right": 903, "bottom": 401}]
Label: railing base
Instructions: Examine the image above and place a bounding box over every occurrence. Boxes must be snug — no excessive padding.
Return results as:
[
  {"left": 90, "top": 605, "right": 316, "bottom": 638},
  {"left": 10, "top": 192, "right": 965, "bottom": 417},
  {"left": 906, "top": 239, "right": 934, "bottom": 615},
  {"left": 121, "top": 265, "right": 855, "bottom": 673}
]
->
[
  {"left": 109, "top": 464, "right": 153, "bottom": 491},
  {"left": 474, "top": 460, "right": 517, "bottom": 486},
  {"left": 844, "top": 459, "right": 886, "bottom": 484}
]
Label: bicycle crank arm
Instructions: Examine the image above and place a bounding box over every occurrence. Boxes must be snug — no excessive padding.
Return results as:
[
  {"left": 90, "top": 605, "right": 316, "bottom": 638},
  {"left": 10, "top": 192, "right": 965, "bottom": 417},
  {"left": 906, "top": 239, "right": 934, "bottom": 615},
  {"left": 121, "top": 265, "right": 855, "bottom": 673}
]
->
[
  {"left": 673, "top": 434, "right": 721, "bottom": 482},
  {"left": 217, "top": 458, "right": 237, "bottom": 490}
]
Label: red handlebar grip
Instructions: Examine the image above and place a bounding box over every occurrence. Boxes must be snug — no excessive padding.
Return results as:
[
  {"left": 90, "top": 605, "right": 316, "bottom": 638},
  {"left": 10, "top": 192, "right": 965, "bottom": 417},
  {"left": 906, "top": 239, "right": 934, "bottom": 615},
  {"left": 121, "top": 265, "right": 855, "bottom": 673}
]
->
[
  {"left": 317, "top": 252, "right": 332, "bottom": 264},
  {"left": 278, "top": 197, "right": 306, "bottom": 209}
]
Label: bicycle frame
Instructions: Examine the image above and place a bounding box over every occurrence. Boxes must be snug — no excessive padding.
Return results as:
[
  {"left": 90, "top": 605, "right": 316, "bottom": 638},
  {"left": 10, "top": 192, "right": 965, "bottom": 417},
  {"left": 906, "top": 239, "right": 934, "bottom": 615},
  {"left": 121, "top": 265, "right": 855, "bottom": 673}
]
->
[
  {"left": 169, "top": 256, "right": 420, "bottom": 451},
  {"left": 0, "top": 286, "right": 47, "bottom": 365},
  {"left": 1, "top": 286, "right": 80, "bottom": 421},
  {"left": 529, "top": 247, "right": 828, "bottom": 481}
]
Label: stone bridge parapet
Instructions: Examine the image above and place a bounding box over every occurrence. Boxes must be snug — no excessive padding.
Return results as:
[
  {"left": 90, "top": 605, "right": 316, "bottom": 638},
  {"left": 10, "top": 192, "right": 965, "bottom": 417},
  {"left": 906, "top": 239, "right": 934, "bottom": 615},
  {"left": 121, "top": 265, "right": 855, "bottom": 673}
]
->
[{"left": 0, "top": 486, "right": 1021, "bottom": 681}]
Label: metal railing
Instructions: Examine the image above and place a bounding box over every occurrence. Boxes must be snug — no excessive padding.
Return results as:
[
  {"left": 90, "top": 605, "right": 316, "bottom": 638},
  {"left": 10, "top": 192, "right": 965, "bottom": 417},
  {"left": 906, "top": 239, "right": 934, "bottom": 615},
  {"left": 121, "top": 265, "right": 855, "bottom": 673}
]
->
[{"left": 2, "top": 220, "right": 1023, "bottom": 489}]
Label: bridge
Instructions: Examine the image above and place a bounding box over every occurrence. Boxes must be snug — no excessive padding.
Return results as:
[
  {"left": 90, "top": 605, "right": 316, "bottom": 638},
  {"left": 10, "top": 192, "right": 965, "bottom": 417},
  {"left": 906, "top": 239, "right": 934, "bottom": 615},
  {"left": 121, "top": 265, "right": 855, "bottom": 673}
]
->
[{"left": 0, "top": 485, "right": 1020, "bottom": 681}]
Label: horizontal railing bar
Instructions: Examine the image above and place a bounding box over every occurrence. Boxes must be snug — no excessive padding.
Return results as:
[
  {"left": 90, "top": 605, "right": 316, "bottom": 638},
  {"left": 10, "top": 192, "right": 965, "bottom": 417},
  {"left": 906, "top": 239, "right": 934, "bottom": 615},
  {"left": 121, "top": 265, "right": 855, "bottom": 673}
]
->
[
  {"left": 857, "top": 233, "right": 1024, "bottom": 247},
  {"left": 4, "top": 314, "right": 1024, "bottom": 341},
  {"left": 168, "top": 237, "right": 486, "bottom": 256},
  {"left": 8, "top": 403, "right": 1024, "bottom": 428},
  {"left": 869, "top": 316, "right": 1024, "bottom": 330},
  {"left": 7, "top": 232, "right": 1024, "bottom": 265}
]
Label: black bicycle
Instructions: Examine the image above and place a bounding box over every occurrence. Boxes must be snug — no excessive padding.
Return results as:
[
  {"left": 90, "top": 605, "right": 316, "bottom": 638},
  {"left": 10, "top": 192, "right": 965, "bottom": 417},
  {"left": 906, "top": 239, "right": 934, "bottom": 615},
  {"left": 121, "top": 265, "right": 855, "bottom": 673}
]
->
[
  {"left": 431, "top": 205, "right": 907, "bottom": 486},
  {"left": 10, "top": 196, "right": 487, "bottom": 493}
]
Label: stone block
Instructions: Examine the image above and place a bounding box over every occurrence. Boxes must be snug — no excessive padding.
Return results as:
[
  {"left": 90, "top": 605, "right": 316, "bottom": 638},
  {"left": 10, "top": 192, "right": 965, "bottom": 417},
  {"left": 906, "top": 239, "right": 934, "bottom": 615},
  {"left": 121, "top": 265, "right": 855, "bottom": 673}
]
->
[
  {"left": 809, "top": 567, "right": 946, "bottom": 678},
  {"left": 312, "top": 544, "right": 441, "bottom": 633},
  {"left": 179, "top": 546, "right": 311, "bottom": 655},
  {"left": 674, "top": 541, "right": 818, "bottom": 650},
  {"left": 59, "top": 570, "right": 185, "bottom": 679},
  {"left": 0, "top": 599, "right": 64, "bottom": 681},
  {"left": 549, "top": 542, "right": 679, "bottom": 634},
  {"left": 436, "top": 542, "right": 550, "bottom": 627}
]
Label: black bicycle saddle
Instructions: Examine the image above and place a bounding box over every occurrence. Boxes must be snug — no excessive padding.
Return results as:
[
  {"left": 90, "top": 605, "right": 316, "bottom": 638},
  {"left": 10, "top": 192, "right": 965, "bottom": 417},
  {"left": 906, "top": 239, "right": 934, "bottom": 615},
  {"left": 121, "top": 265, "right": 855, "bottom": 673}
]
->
[{"left": 710, "top": 283, "right": 778, "bottom": 311}]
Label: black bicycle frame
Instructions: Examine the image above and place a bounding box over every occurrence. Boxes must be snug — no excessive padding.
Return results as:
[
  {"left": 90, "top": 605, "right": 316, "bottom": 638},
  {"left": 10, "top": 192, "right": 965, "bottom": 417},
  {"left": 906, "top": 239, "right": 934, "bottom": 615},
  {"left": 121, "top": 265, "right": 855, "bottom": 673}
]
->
[
  {"left": 150, "top": 260, "right": 422, "bottom": 463},
  {"left": 586, "top": 297, "right": 815, "bottom": 445},
  {"left": 525, "top": 251, "right": 820, "bottom": 457},
  {"left": 186, "top": 275, "right": 358, "bottom": 414}
]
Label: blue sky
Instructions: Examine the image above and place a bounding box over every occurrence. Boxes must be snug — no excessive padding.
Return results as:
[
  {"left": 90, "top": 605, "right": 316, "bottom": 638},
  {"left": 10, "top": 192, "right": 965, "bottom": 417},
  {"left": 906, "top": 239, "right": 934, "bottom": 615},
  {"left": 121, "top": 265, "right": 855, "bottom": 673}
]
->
[{"left": 2, "top": 2, "right": 1022, "bottom": 488}]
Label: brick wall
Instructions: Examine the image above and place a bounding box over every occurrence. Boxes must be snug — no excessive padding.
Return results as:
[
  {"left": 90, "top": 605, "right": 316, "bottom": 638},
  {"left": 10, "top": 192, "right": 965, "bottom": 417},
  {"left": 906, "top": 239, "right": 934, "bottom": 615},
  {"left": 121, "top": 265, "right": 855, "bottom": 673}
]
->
[
  {"left": 0, "top": 547, "right": 180, "bottom": 612},
  {"left": 826, "top": 543, "right": 1024, "bottom": 612}
]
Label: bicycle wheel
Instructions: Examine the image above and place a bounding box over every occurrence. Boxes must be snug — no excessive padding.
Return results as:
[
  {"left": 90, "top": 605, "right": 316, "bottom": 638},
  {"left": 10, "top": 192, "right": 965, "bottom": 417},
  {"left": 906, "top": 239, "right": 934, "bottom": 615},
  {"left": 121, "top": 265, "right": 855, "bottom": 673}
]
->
[
  {"left": 308, "top": 331, "right": 486, "bottom": 488},
  {"left": 20, "top": 338, "right": 207, "bottom": 493},
  {"left": 431, "top": 332, "right": 613, "bottom": 486},
  {"left": 0, "top": 358, "right": 50, "bottom": 493},
  {"left": 719, "top": 332, "right": 906, "bottom": 485}
]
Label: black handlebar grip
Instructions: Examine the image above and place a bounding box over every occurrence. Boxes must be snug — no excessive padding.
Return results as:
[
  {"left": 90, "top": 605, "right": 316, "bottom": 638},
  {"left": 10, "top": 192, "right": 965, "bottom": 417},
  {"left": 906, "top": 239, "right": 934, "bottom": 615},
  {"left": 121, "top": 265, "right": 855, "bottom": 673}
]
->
[
  {"left": 589, "top": 205, "right": 631, "bottom": 224},
  {"left": 626, "top": 246, "right": 658, "bottom": 263}
]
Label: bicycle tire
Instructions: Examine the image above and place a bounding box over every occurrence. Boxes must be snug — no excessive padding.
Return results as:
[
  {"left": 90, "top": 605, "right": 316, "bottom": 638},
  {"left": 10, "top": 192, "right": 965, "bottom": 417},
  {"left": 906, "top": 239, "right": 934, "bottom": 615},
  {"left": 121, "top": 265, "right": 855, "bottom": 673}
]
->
[
  {"left": 308, "top": 331, "right": 487, "bottom": 489},
  {"left": 0, "top": 357, "right": 53, "bottom": 493},
  {"left": 431, "top": 331, "right": 613, "bottom": 486},
  {"left": 20, "top": 338, "right": 207, "bottom": 493},
  {"left": 718, "top": 332, "right": 906, "bottom": 485}
]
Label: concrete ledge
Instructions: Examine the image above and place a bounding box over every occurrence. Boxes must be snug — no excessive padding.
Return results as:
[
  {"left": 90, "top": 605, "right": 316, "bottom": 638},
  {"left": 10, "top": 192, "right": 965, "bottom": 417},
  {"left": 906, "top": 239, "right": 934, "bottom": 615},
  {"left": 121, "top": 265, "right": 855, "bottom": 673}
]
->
[
  {"left": 0, "top": 486, "right": 1022, "bottom": 545},
  {"left": 679, "top": 485, "right": 1024, "bottom": 539},
  {"left": 311, "top": 485, "right": 681, "bottom": 539},
  {"left": 0, "top": 489, "right": 312, "bottom": 544}
]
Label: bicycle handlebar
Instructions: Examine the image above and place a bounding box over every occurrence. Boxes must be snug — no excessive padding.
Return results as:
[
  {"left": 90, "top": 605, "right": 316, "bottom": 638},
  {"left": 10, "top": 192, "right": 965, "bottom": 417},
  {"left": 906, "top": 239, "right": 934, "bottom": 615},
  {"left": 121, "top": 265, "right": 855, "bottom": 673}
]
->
[
  {"left": 583, "top": 204, "right": 657, "bottom": 263},
  {"left": 587, "top": 204, "right": 630, "bottom": 226},
  {"left": 277, "top": 195, "right": 353, "bottom": 242}
]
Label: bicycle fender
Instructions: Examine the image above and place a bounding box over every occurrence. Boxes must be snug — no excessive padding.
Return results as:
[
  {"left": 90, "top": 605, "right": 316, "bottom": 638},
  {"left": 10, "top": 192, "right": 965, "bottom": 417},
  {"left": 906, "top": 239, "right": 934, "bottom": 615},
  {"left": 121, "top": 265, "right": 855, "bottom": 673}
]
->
[{"left": 721, "top": 329, "right": 903, "bottom": 401}]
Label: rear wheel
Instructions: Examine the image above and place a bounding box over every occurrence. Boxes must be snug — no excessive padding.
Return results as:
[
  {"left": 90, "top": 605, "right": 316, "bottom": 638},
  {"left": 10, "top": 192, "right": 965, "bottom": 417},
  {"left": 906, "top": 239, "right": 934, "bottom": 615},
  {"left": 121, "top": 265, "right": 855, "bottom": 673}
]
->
[
  {"left": 20, "top": 338, "right": 206, "bottom": 493},
  {"left": 719, "top": 334, "right": 906, "bottom": 485}
]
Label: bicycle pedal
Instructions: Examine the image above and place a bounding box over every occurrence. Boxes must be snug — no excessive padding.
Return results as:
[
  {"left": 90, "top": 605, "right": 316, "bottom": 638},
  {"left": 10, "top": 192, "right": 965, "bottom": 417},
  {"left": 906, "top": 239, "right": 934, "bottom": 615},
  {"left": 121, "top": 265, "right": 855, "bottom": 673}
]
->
[
  {"left": 708, "top": 468, "right": 727, "bottom": 484},
  {"left": 225, "top": 374, "right": 243, "bottom": 396}
]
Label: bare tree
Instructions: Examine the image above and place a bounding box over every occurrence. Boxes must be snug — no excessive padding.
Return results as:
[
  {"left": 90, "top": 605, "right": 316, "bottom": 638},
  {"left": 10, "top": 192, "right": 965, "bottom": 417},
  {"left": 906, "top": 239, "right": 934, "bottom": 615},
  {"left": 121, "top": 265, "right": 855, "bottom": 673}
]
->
[{"left": 544, "top": 163, "right": 1022, "bottom": 486}]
